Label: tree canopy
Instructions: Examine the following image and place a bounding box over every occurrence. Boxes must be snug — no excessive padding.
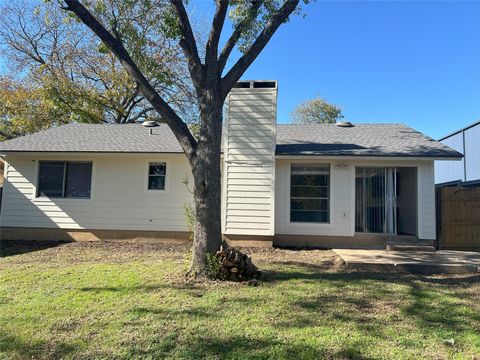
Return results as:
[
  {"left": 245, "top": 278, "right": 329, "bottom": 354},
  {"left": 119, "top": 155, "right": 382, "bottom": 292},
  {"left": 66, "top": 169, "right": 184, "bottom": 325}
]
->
[
  {"left": 1, "top": 0, "right": 307, "bottom": 275},
  {"left": 0, "top": 76, "right": 75, "bottom": 141},
  {"left": 0, "top": 0, "right": 196, "bottom": 133},
  {"left": 291, "top": 97, "right": 344, "bottom": 124}
]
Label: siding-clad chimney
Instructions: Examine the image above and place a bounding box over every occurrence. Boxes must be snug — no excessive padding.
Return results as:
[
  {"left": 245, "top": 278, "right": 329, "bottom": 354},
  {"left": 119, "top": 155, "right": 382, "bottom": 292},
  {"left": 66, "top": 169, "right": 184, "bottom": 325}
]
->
[{"left": 222, "top": 80, "right": 277, "bottom": 236}]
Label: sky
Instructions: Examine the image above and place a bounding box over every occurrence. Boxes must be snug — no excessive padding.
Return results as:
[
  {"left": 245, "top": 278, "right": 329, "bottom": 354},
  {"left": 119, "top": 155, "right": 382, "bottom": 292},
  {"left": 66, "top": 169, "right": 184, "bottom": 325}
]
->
[
  {"left": 0, "top": 0, "right": 479, "bottom": 139},
  {"left": 201, "top": 0, "right": 480, "bottom": 139}
]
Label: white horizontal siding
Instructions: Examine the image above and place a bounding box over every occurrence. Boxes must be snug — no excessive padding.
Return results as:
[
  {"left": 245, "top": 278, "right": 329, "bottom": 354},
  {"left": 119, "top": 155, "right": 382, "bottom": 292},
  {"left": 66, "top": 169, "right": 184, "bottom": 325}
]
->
[
  {"left": 0, "top": 155, "right": 193, "bottom": 231},
  {"left": 223, "top": 87, "right": 276, "bottom": 236},
  {"left": 275, "top": 159, "right": 437, "bottom": 241},
  {"left": 228, "top": 93, "right": 274, "bottom": 101},
  {"left": 418, "top": 161, "right": 436, "bottom": 239},
  {"left": 275, "top": 159, "right": 352, "bottom": 237},
  {"left": 1, "top": 148, "right": 437, "bottom": 242}
]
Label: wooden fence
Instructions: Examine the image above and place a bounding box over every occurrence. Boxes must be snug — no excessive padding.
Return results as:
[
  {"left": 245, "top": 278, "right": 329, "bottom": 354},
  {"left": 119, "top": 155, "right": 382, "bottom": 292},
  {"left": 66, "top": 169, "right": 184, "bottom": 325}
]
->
[{"left": 437, "top": 185, "right": 480, "bottom": 250}]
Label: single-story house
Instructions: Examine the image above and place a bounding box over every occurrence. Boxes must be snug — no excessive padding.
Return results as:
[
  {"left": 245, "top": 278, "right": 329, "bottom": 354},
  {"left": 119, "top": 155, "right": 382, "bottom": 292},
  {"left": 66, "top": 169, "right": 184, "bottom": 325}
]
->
[{"left": 0, "top": 81, "right": 462, "bottom": 248}]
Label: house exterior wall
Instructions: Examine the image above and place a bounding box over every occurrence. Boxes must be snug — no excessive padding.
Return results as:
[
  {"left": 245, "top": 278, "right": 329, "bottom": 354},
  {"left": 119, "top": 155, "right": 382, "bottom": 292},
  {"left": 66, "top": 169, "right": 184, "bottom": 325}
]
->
[
  {"left": 0, "top": 153, "right": 193, "bottom": 232},
  {"left": 417, "top": 160, "right": 436, "bottom": 240},
  {"left": 275, "top": 158, "right": 352, "bottom": 237},
  {"left": 275, "top": 158, "right": 436, "bottom": 242},
  {"left": 222, "top": 85, "right": 276, "bottom": 236},
  {"left": 1, "top": 153, "right": 437, "bottom": 246}
]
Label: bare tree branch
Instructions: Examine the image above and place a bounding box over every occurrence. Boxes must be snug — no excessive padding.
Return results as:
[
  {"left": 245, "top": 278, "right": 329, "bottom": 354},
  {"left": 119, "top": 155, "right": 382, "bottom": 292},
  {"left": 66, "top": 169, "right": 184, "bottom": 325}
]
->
[
  {"left": 62, "top": 0, "right": 197, "bottom": 160},
  {"left": 128, "top": 106, "right": 154, "bottom": 123},
  {"left": 221, "top": 0, "right": 300, "bottom": 98},
  {"left": 170, "top": 0, "right": 204, "bottom": 88},
  {"left": 205, "top": 0, "right": 229, "bottom": 72},
  {"left": 217, "top": 0, "right": 261, "bottom": 75}
]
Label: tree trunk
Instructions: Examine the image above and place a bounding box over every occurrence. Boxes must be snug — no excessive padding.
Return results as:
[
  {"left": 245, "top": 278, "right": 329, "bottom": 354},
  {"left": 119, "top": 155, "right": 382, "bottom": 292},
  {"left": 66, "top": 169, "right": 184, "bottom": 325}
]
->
[{"left": 188, "top": 92, "right": 223, "bottom": 276}]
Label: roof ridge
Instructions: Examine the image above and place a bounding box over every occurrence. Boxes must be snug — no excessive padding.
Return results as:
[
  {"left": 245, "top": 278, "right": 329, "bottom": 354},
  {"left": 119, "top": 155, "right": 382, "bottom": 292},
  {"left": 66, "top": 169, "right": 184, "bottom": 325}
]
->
[{"left": 0, "top": 120, "right": 462, "bottom": 159}]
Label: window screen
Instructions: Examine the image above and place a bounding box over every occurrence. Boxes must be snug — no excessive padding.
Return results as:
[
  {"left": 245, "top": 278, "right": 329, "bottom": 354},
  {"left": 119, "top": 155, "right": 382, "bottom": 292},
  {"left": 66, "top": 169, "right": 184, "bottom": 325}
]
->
[
  {"left": 290, "top": 164, "right": 330, "bottom": 223},
  {"left": 65, "top": 162, "right": 92, "bottom": 198},
  {"left": 148, "top": 162, "right": 166, "bottom": 190},
  {"left": 38, "top": 162, "right": 65, "bottom": 197},
  {"left": 37, "top": 161, "right": 92, "bottom": 198}
]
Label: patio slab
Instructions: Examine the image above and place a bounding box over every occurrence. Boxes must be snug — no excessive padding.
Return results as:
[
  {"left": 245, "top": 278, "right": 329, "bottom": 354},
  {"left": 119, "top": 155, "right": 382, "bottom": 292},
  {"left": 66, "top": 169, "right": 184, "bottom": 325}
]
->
[{"left": 333, "top": 249, "right": 480, "bottom": 274}]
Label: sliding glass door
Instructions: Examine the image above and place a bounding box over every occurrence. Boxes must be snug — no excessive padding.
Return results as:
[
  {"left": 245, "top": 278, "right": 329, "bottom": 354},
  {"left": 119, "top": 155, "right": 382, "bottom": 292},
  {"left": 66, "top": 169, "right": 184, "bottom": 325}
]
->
[{"left": 355, "top": 167, "right": 397, "bottom": 234}]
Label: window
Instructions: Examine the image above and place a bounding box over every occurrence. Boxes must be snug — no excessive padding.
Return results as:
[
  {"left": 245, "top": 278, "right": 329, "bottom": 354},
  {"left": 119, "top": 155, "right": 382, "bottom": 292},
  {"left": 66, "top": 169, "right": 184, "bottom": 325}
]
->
[
  {"left": 147, "top": 162, "right": 166, "bottom": 190},
  {"left": 37, "top": 161, "right": 92, "bottom": 198},
  {"left": 290, "top": 163, "right": 330, "bottom": 223}
]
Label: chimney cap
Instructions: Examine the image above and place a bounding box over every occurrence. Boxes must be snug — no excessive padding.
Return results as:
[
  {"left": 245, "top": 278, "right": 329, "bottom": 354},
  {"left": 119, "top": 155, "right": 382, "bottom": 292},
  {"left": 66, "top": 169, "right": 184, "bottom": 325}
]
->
[{"left": 233, "top": 80, "right": 277, "bottom": 89}]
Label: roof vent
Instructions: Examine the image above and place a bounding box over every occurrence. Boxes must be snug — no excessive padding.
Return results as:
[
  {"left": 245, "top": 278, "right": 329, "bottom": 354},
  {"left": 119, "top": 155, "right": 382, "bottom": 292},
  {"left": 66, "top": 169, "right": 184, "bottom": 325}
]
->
[
  {"left": 337, "top": 121, "right": 354, "bottom": 128},
  {"left": 142, "top": 120, "right": 159, "bottom": 127}
]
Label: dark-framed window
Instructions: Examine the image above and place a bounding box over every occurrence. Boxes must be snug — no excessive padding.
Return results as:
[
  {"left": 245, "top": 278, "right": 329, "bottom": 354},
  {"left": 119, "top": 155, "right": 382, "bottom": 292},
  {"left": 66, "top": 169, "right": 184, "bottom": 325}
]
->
[
  {"left": 37, "top": 161, "right": 92, "bottom": 199},
  {"left": 147, "top": 162, "right": 166, "bottom": 190},
  {"left": 290, "top": 163, "right": 330, "bottom": 223}
]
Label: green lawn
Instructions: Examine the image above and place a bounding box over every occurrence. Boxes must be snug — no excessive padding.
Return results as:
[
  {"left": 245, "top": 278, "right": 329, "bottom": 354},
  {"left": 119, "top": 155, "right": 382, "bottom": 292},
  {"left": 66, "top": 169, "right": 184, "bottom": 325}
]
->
[{"left": 1, "top": 241, "right": 479, "bottom": 359}]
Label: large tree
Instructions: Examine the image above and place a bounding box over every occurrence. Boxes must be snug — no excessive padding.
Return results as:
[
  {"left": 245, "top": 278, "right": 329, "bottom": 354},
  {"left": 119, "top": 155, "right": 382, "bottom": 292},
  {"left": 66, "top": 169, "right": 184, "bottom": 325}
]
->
[
  {"left": 0, "top": 76, "right": 73, "bottom": 141},
  {"left": 0, "top": 1, "right": 196, "bottom": 125},
  {"left": 58, "top": 0, "right": 305, "bottom": 276},
  {"left": 291, "top": 97, "right": 344, "bottom": 124}
]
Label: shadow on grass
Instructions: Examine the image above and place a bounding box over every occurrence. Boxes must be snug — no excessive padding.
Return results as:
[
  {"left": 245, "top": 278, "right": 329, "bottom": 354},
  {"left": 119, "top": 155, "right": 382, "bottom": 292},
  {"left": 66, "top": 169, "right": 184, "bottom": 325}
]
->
[
  {"left": 125, "top": 332, "right": 372, "bottom": 360},
  {"left": 128, "top": 295, "right": 262, "bottom": 321},
  {"left": 79, "top": 284, "right": 169, "bottom": 293},
  {"left": 0, "top": 240, "right": 72, "bottom": 258},
  {"left": 262, "top": 266, "right": 404, "bottom": 284},
  {"left": 0, "top": 330, "right": 77, "bottom": 359},
  {"left": 79, "top": 281, "right": 207, "bottom": 297},
  {"left": 130, "top": 305, "right": 219, "bottom": 320},
  {"left": 265, "top": 264, "right": 480, "bottom": 338}
]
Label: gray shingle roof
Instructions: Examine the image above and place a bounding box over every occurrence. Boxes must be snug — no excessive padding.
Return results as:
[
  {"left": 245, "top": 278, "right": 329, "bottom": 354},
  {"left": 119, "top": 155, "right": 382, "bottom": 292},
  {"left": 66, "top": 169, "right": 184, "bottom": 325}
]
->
[
  {"left": 275, "top": 124, "right": 462, "bottom": 158},
  {"left": 0, "top": 123, "right": 184, "bottom": 153},
  {"left": 0, "top": 122, "right": 462, "bottom": 158}
]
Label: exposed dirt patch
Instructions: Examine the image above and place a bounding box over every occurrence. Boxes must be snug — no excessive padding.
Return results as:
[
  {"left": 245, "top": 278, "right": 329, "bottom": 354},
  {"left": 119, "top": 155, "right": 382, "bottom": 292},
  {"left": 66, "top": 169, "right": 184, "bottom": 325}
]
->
[
  {"left": 2, "top": 240, "right": 478, "bottom": 283},
  {"left": 1, "top": 240, "right": 340, "bottom": 267},
  {"left": 0, "top": 240, "right": 343, "bottom": 289},
  {"left": 0, "top": 240, "right": 191, "bottom": 266},
  {"left": 239, "top": 246, "right": 342, "bottom": 272}
]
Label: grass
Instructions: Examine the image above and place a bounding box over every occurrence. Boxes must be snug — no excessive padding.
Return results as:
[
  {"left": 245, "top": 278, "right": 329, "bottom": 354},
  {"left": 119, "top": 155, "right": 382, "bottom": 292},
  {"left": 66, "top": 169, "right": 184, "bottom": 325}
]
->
[{"left": 1, "top": 241, "right": 480, "bottom": 359}]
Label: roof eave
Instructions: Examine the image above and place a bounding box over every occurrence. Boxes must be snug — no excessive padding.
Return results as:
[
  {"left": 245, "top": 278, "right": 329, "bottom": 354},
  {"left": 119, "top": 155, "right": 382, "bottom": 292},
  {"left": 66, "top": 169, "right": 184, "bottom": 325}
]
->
[
  {"left": 275, "top": 154, "right": 463, "bottom": 161},
  {"left": 0, "top": 150, "right": 186, "bottom": 157}
]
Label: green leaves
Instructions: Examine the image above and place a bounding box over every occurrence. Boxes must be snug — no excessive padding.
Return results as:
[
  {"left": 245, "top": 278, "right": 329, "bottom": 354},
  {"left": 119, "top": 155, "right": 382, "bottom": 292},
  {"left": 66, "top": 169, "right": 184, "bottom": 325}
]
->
[
  {"left": 291, "top": 97, "right": 344, "bottom": 124},
  {"left": 0, "top": 77, "right": 73, "bottom": 141},
  {"left": 161, "top": 10, "right": 181, "bottom": 39},
  {"left": 228, "top": 0, "right": 307, "bottom": 53},
  {"left": 0, "top": 0, "right": 196, "bottom": 130}
]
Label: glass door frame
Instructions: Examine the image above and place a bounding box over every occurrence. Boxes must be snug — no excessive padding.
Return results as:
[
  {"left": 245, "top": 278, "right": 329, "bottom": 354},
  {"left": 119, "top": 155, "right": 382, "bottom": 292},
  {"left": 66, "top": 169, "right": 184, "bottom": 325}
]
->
[{"left": 355, "top": 166, "right": 398, "bottom": 235}]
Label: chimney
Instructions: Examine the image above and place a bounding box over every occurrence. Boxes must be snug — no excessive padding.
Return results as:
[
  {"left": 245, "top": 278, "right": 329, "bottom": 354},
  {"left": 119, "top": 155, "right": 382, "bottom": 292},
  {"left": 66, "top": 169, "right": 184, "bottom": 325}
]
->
[{"left": 223, "top": 80, "right": 277, "bottom": 237}]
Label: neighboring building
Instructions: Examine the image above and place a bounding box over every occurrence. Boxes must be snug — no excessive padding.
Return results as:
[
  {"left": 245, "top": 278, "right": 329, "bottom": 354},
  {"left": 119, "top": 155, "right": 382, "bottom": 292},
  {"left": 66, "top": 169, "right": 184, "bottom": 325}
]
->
[
  {"left": 434, "top": 121, "right": 480, "bottom": 251},
  {"left": 435, "top": 120, "right": 480, "bottom": 185},
  {"left": 0, "top": 81, "right": 462, "bottom": 249}
]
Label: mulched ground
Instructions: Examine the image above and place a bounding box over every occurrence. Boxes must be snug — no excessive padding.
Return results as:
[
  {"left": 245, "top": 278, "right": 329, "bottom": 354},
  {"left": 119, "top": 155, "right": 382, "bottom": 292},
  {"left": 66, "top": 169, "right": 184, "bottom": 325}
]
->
[
  {"left": 0, "top": 240, "right": 349, "bottom": 293},
  {"left": 0, "top": 240, "right": 341, "bottom": 271},
  {"left": 1, "top": 240, "right": 475, "bottom": 283}
]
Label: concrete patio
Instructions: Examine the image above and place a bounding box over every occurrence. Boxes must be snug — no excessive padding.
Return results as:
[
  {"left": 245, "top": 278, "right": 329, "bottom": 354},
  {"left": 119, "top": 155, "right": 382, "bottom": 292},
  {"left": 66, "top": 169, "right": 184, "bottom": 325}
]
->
[{"left": 333, "top": 249, "right": 480, "bottom": 274}]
